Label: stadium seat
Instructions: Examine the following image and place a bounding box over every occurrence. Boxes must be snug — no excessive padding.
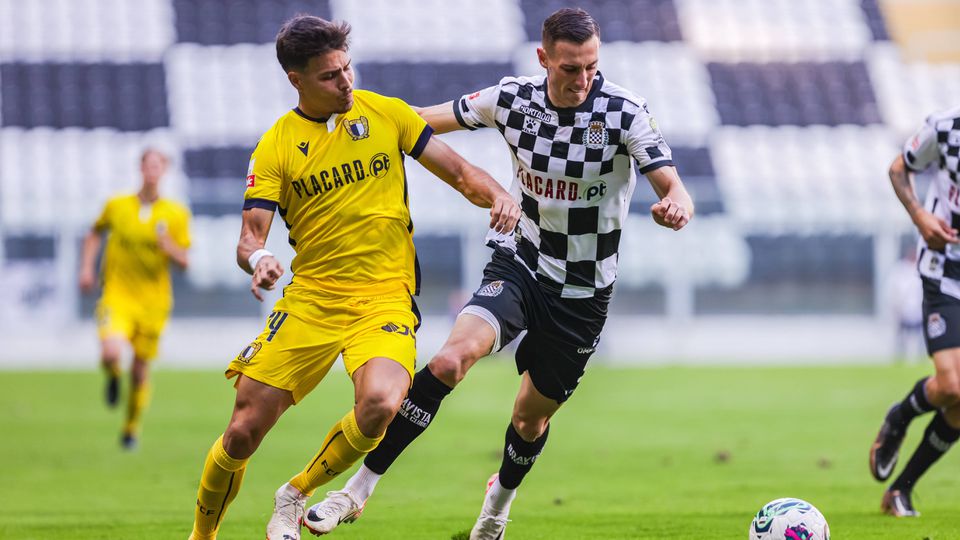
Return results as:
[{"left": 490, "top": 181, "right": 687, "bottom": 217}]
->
[
  {"left": 355, "top": 62, "right": 514, "bottom": 107},
  {"left": 675, "top": 0, "right": 871, "bottom": 60},
  {"left": 334, "top": 0, "right": 524, "bottom": 61},
  {"left": 174, "top": 0, "right": 332, "bottom": 45},
  {"left": 707, "top": 61, "right": 881, "bottom": 127},
  {"left": 518, "top": 0, "right": 682, "bottom": 43}
]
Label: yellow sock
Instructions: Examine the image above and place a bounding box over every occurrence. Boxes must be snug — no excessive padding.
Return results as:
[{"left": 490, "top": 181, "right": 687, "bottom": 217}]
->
[
  {"left": 123, "top": 383, "right": 151, "bottom": 435},
  {"left": 289, "top": 409, "right": 383, "bottom": 497},
  {"left": 191, "top": 435, "right": 247, "bottom": 540},
  {"left": 103, "top": 363, "right": 121, "bottom": 378}
]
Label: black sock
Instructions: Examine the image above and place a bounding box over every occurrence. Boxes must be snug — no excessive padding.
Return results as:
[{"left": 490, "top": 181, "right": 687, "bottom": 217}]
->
[
  {"left": 498, "top": 423, "right": 550, "bottom": 490},
  {"left": 363, "top": 367, "right": 452, "bottom": 474},
  {"left": 890, "top": 411, "right": 960, "bottom": 493},
  {"left": 889, "top": 377, "right": 934, "bottom": 430}
]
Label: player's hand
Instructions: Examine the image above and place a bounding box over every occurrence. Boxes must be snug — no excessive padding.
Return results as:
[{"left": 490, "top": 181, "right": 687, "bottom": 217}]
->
[
  {"left": 914, "top": 210, "right": 959, "bottom": 250},
  {"left": 489, "top": 193, "right": 521, "bottom": 233},
  {"left": 251, "top": 256, "right": 284, "bottom": 302},
  {"left": 651, "top": 196, "right": 690, "bottom": 231},
  {"left": 78, "top": 268, "right": 96, "bottom": 293},
  {"left": 156, "top": 229, "right": 177, "bottom": 256}
]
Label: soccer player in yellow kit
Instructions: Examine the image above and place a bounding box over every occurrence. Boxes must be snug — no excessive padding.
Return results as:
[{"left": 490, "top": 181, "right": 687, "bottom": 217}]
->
[
  {"left": 79, "top": 149, "right": 191, "bottom": 450},
  {"left": 187, "top": 15, "right": 520, "bottom": 540}
]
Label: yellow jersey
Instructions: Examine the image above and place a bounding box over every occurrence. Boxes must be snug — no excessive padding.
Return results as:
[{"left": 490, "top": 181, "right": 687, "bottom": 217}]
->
[
  {"left": 93, "top": 194, "right": 192, "bottom": 312},
  {"left": 243, "top": 90, "right": 433, "bottom": 296}
]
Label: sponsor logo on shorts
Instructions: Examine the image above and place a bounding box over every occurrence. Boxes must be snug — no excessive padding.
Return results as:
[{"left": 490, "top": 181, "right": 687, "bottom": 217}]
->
[
  {"left": 476, "top": 280, "right": 504, "bottom": 297},
  {"left": 577, "top": 346, "right": 596, "bottom": 355},
  {"left": 381, "top": 322, "right": 413, "bottom": 337},
  {"left": 237, "top": 341, "right": 262, "bottom": 363},
  {"left": 927, "top": 312, "right": 947, "bottom": 339}
]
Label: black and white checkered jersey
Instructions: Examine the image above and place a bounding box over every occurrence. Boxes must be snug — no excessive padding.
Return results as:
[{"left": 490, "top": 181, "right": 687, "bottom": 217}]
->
[
  {"left": 905, "top": 105, "right": 960, "bottom": 298},
  {"left": 454, "top": 72, "right": 673, "bottom": 298}
]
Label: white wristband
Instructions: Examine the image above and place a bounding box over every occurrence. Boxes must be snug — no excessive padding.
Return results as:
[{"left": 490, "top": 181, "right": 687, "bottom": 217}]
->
[{"left": 247, "top": 249, "right": 274, "bottom": 273}]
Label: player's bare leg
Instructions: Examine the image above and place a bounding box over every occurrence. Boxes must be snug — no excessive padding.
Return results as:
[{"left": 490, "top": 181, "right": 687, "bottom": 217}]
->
[
  {"left": 879, "top": 350, "right": 960, "bottom": 516},
  {"left": 295, "top": 357, "right": 409, "bottom": 537},
  {"left": 871, "top": 347, "right": 960, "bottom": 481},
  {"left": 305, "top": 315, "right": 495, "bottom": 534},
  {"left": 121, "top": 356, "right": 150, "bottom": 449},
  {"left": 190, "top": 375, "right": 293, "bottom": 540},
  {"left": 471, "top": 372, "right": 559, "bottom": 540},
  {"left": 100, "top": 337, "right": 123, "bottom": 408}
]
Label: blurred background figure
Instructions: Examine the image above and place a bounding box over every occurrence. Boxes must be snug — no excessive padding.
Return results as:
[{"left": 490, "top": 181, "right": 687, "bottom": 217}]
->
[
  {"left": 78, "top": 149, "right": 191, "bottom": 449},
  {"left": 888, "top": 242, "right": 924, "bottom": 363}
]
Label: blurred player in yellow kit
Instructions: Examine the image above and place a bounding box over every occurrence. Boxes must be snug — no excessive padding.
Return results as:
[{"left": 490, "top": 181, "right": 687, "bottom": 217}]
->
[
  {"left": 79, "top": 149, "right": 191, "bottom": 450},
  {"left": 187, "top": 15, "right": 520, "bottom": 540}
]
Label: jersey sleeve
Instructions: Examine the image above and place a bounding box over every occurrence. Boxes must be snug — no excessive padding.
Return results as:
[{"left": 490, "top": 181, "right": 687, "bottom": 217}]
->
[
  {"left": 453, "top": 83, "right": 500, "bottom": 130},
  {"left": 170, "top": 206, "right": 192, "bottom": 249},
  {"left": 903, "top": 117, "right": 940, "bottom": 172},
  {"left": 386, "top": 97, "right": 433, "bottom": 159},
  {"left": 92, "top": 198, "right": 114, "bottom": 232},
  {"left": 626, "top": 101, "right": 674, "bottom": 174},
  {"left": 243, "top": 128, "right": 283, "bottom": 212}
]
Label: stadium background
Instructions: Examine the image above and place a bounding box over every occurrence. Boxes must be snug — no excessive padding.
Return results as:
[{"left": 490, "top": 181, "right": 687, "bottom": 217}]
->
[{"left": 1, "top": 0, "right": 959, "bottom": 368}]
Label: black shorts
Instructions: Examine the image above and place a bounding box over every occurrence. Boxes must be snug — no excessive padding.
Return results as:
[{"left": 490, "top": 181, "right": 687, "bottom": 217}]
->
[
  {"left": 462, "top": 249, "right": 610, "bottom": 403},
  {"left": 922, "top": 277, "right": 960, "bottom": 355}
]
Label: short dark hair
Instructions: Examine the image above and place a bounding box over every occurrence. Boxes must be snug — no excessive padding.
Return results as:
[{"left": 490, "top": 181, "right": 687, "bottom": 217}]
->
[
  {"left": 276, "top": 15, "right": 351, "bottom": 72},
  {"left": 140, "top": 148, "right": 168, "bottom": 164},
  {"left": 542, "top": 8, "right": 600, "bottom": 48}
]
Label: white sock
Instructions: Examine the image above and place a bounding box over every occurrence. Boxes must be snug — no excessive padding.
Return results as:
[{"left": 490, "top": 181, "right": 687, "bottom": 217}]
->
[
  {"left": 484, "top": 477, "right": 517, "bottom": 515},
  {"left": 344, "top": 464, "right": 382, "bottom": 502}
]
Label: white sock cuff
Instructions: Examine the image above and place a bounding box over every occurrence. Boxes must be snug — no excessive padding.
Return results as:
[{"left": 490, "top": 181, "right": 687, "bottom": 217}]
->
[
  {"left": 345, "top": 464, "right": 382, "bottom": 502},
  {"left": 486, "top": 477, "right": 517, "bottom": 514}
]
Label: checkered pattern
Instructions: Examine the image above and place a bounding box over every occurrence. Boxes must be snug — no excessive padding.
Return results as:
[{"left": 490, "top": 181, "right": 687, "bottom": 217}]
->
[
  {"left": 455, "top": 72, "right": 673, "bottom": 298},
  {"left": 905, "top": 106, "right": 960, "bottom": 298}
]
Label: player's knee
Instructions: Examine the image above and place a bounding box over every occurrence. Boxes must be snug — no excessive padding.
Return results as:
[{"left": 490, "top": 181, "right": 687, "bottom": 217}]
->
[
  {"left": 222, "top": 420, "right": 262, "bottom": 459},
  {"left": 934, "top": 374, "right": 960, "bottom": 404},
  {"left": 429, "top": 346, "right": 479, "bottom": 386},
  {"left": 356, "top": 389, "right": 404, "bottom": 433},
  {"left": 512, "top": 414, "right": 548, "bottom": 442}
]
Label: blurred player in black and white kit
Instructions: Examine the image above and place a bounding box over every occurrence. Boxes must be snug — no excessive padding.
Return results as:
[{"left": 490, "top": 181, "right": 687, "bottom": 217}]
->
[
  {"left": 304, "top": 8, "right": 693, "bottom": 539},
  {"left": 870, "top": 105, "right": 960, "bottom": 517}
]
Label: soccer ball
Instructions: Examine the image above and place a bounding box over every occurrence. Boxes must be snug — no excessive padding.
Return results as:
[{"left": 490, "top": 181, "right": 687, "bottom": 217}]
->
[{"left": 749, "top": 498, "right": 830, "bottom": 540}]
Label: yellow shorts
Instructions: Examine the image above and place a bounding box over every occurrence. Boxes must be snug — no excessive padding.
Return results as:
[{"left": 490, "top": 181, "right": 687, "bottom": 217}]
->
[
  {"left": 226, "top": 287, "right": 420, "bottom": 403},
  {"left": 96, "top": 299, "right": 169, "bottom": 360}
]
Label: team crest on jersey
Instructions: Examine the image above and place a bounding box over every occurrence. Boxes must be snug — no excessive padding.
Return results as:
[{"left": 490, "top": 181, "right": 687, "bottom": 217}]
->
[
  {"left": 347, "top": 116, "right": 370, "bottom": 140},
  {"left": 928, "top": 313, "right": 947, "bottom": 339},
  {"left": 237, "top": 341, "right": 262, "bottom": 363},
  {"left": 583, "top": 121, "right": 608, "bottom": 149},
  {"left": 477, "top": 280, "right": 504, "bottom": 297}
]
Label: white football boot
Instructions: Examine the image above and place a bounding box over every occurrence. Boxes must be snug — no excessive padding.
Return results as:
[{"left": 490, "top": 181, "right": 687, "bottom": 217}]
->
[
  {"left": 469, "top": 474, "right": 513, "bottom": 540},
  {"left": 302, "top": 489, "right": 365, "bottom": 536},
  {"left": 266, "top": 482, "right": 308, "bottom": 540}
]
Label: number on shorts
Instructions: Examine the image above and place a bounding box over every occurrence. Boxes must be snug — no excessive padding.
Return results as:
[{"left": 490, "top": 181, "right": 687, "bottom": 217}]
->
[{"left": 266, "top": 311, "right": 288, "bottom": 342}]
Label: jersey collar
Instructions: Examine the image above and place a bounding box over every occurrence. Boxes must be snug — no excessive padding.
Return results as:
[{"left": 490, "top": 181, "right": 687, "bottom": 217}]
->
[
  {"left": 544, "top": 71, "right": 604, "bottom": 115},
  {"left": 293, "top": 107, "right": 340, "bottom": 133}
]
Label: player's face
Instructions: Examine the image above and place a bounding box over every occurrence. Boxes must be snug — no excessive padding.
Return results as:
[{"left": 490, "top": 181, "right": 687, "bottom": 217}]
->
[
  {"left": 140, "top": 152, "right": 168, "bottom": 188},
  {"left": 289, "top": 49, "right": 355, "bottom": 117},
  {"left": 538, "top": 36, "right": 600, "bottom": 108}
]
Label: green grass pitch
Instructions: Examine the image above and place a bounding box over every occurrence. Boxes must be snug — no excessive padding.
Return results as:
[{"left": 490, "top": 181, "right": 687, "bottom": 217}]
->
[{"left": 2, "top": 360, "right": 959, "bottom": 539}]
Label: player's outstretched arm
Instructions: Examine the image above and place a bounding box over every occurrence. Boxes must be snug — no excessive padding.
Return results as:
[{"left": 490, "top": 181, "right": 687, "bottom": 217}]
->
[
  {"left": 157, "top": 226, "right": 189, "bottom": 270},
  {"left": 646, "top": 166, "right": 694, "bottom": 231},
  {"left": 78, "top": 228, "right": 103, "bottom": 293},
  {"left": 237, "top": 207, "right": 285, "bottom": 301},
  {"left": 412, "top": 102, "right": 464, "bottom": 135},
  {"left": 889, "top": 154, "right": 958, "bottom": 249},
  {"left": 415, "top": 137, "right": 520, "bottom": 233}
]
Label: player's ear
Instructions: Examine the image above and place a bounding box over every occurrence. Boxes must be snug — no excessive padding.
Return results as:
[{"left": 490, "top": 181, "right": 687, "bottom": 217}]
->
[
  {"left": 287, "top": 71, "right": 302, "bottom": 92},
  {"left": 536, "top": 47, "right": 548, "bottom": 69}
]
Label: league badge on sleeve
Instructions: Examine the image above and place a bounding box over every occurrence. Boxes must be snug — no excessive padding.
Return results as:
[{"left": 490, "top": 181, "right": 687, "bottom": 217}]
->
[{"left": 246, "top": 158, "right": 256, "bottom": 187}]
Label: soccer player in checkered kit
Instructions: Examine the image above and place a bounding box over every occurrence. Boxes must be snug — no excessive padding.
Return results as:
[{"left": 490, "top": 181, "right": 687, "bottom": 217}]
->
[
  {"left": 870, "top": 105, "right": 960, "bottom": 518},
  {"left": 305, "top": 8, "right": 693, "bottom": 538}
]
